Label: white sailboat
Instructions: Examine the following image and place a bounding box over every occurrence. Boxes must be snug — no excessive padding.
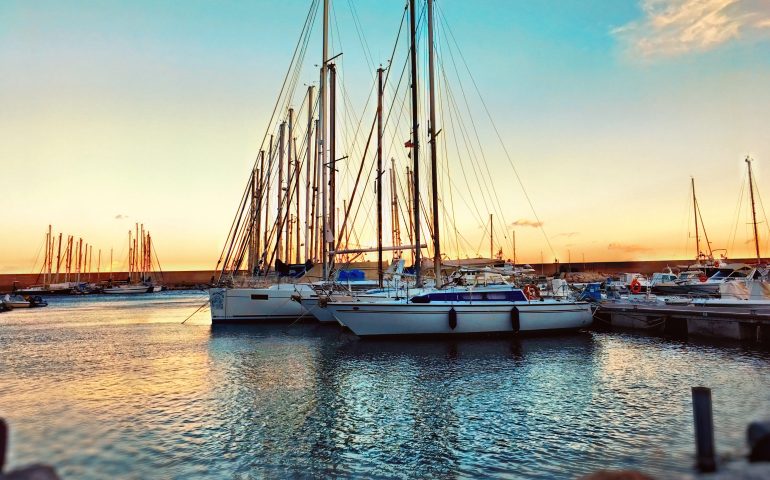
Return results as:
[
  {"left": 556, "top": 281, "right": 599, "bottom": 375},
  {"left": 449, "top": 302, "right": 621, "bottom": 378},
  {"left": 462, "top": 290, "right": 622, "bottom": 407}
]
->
[{"left": 316, "top": 0, "right": 593, "bottom": 337}]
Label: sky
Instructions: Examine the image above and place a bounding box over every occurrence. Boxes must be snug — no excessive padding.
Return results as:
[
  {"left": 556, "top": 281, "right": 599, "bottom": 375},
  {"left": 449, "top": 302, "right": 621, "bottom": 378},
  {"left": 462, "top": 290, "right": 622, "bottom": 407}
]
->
[{"left": 2, "top": 0, "right": 770, "bottom": 273}]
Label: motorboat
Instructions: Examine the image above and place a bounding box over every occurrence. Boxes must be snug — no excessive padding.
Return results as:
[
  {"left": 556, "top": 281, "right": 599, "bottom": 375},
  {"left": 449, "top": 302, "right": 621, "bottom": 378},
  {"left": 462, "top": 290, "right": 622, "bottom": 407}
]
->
[{"left": 2, "top": 294, "right": 31, "bottom": 309}]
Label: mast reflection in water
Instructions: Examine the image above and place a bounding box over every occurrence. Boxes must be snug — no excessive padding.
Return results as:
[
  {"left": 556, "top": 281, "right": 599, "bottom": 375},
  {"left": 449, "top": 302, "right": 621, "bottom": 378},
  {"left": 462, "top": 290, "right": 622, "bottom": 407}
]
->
[{"left": 1, "top": 291, "right": 769, "bottom": 479}]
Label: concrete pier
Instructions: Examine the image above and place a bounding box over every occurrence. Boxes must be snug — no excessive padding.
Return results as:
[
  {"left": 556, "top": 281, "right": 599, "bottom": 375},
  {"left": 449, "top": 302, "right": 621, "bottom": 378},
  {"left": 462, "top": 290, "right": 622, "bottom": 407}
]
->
[{"left": 597, "top": 303, "right": 770, "bottom": 344}]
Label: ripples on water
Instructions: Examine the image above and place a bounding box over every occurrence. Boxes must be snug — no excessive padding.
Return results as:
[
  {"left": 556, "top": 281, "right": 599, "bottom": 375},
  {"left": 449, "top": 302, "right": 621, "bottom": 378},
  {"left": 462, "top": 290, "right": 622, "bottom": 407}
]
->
[{"left": 1, "top": 291, "right": 769, "bottom": 479}]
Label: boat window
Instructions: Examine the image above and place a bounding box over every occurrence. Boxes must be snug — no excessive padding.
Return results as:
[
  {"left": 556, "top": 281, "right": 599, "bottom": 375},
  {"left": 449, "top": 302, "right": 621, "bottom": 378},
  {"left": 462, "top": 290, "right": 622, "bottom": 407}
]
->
[{"left": 251, "top": 294, "right": 269, "bottom": 300}]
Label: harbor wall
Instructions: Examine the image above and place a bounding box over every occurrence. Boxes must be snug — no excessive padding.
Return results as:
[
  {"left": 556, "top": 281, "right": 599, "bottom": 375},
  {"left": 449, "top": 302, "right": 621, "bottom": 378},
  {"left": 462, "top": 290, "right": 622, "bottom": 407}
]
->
[{"left": 0, "top": 258, "right": 759, "bottom": 292}]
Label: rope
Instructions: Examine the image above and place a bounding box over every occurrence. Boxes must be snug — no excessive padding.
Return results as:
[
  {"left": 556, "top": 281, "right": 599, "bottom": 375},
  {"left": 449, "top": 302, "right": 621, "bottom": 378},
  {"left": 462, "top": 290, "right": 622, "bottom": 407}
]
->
[{"left": 182, "top": 301, "right": 210, "bottom": 325}]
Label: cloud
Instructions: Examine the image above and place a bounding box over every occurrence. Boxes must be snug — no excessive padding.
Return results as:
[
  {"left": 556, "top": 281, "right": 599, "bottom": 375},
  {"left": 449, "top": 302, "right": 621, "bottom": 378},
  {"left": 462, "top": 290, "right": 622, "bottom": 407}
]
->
[
  {"left": 608, "top": 242, "right": 653, "bottom": 253},
  {"left": 554, "top": 232, "right": 580, "bottom": 238},
  {"left": 114, "top": 214, "right": 127, "bottom": 220},
  {"left": 614, "top": 0, "right": 770, "bottom": 58},
  {"left": 511, "top": 219, "right": 544, "bottom": 228}
]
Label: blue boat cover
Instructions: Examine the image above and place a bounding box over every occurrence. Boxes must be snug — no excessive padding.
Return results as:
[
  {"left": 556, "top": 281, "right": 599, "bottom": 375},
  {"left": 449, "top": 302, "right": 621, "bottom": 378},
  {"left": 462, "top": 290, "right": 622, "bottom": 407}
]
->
[{"left": 337, "top": 269, "right": 366, "bottom": 282}]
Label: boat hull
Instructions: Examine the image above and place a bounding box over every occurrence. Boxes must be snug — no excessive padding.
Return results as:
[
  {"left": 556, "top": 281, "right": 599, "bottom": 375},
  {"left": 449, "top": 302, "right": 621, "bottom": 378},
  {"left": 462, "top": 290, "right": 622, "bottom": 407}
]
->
[
  {"left": 209, "top": 284, "right": 314, "bottom": 323},
  {"left": 102, "top": 285, "right": 153, "bottom": 294},
  {"left": 326, "top": 300, "right": 593, "bottom": 337}
]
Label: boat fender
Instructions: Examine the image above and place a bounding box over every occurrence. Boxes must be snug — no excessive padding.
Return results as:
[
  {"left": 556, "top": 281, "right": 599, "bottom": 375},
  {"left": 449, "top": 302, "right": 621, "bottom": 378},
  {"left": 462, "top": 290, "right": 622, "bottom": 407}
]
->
[
  {"left": 511, "top": 307, "right": 520, "bottom": 333},
  {"left": 699, "top": 274, "right": 707, "bottom": 283},
  {"left": 448, "top": 307, "right": 457, "bottom": 330},
  {"left": 290, "top": 293, "right": 302, "bottom": 303}
]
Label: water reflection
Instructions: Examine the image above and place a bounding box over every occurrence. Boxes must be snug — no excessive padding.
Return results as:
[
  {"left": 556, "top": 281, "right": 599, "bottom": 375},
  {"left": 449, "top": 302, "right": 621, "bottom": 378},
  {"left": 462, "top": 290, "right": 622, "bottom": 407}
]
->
[{"left": 1, "top": 294, "right": 770, "bottom": 479}]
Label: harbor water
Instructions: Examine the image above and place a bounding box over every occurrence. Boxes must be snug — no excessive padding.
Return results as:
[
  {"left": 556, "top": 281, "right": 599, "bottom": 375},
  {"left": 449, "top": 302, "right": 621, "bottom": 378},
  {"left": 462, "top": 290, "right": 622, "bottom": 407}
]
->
[{"left": 1, "top": 291, "right": 770, "bottom": 479}]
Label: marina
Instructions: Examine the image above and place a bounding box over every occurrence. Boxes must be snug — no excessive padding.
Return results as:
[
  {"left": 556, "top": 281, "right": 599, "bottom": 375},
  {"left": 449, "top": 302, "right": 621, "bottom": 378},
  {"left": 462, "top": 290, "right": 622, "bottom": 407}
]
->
[{"left": 3, "top": 0, "right": 770, "bottom": 478}]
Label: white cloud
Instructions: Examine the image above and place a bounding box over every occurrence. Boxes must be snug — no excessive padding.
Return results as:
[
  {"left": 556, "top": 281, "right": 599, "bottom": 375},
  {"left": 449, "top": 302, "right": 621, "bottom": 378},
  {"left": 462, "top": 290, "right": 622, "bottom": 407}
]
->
[{"left": 615, "top": 0, "right": 770, "bottom": 57}]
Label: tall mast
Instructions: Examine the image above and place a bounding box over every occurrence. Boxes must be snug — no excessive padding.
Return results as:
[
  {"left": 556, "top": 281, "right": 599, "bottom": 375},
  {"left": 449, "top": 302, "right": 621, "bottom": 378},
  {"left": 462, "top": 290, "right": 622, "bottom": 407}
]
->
[
  {"left": 320, "top": 0, "right": 329, "bottom": 279},
  {"left": 248, "top": 170, "right": 256, "bottom": 273},
  {"left": 264, "top": 137, "right": 273, "bottom": 266},
  {"left": 255, "top": 151, "right": 264, "bottom": 270},
  {"left": 287, "top": 108, "right": 294, "bottom": 261},
  {"left": 294, "top": 137, "right": 301, "bottom": 263},
  {"left": 305, "top": 86, "right": 313, "bottom": 261},
  {"left": 490, "top": 214, "right": 493, "bottom": 259},
  {"left": 427, "top": 0, "right": 441, "bottom": 283},
  {"left": 691, "top": 177, "right": 700, "bottom": 260},
  {"left": 513, "top": 230, "right": 517, "bottom": 265},
  {"left": 747, "top": 156, "right": 761, "bottom": 263},
  {"left": 97, "top": 249, "right": 101, "bottom": 282},
  {"left": 328, "top": 63, "right": 337, "bottom": 272},
  {"left": 310, "top": 119, "right": 320, "bottom": 261},
  {"left": 409, "top": 0, "right": 422, "bottom": 286},
  {"left": 277, "top": 121, "right": 286, "bottom": 261},
  {"left": 55, "top": 233, "right": 62, "bottom": 283},
  {"left": 377, "top": 66, "right": 385, "bottom": 287}
]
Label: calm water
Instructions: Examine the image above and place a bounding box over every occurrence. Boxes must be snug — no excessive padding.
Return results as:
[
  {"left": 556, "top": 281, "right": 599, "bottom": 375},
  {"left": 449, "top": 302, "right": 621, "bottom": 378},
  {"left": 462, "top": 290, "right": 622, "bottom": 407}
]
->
[{"left": 1, "top": 291, "right": 769, "bottom": 479}]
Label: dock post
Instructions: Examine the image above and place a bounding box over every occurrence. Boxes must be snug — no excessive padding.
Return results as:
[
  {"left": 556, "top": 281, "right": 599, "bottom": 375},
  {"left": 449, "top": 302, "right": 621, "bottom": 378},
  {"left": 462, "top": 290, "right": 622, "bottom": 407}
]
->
[
  {"left": 1, "top": 417, "right": 7, "bottom": 473},
  {"left": 692, "top": 387, "right": 716, "bottom": 472}
]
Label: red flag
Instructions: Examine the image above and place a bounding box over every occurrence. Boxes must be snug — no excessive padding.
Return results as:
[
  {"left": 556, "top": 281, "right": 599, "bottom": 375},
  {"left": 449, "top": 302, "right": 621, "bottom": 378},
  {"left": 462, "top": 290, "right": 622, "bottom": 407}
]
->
[{"left": 404, "top": 139, "right": 414, "bottom": 148}]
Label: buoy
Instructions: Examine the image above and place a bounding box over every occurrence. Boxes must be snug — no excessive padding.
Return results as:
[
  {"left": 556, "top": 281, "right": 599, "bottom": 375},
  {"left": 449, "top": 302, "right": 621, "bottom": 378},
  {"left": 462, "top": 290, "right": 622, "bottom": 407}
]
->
[
  {"left": 448, "top": 307, "right": 458, "bottom": 330},
  {"left": 523, "top": 284, "right": 540, "bottom": 300},
  {"left": 511, "top": 307, "right": 520, "bottom": 333},
  {"left": 699, "top": 274, "right": 708, "bottom": 282},
  {"left": 630, "top": 278, "right": 642, "bottom": 294}
]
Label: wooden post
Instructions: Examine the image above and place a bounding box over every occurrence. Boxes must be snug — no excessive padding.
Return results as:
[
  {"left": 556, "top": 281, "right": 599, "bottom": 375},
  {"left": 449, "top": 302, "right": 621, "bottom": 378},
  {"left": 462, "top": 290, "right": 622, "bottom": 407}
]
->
[{"left": 692, "top": 386, "right": 716, "bottom": 472}]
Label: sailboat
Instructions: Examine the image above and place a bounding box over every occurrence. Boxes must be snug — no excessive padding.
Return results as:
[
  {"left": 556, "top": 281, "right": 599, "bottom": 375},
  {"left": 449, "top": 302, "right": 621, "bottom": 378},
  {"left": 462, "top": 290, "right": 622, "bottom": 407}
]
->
[
  {"left": 320, "top": 0, "right": 593, "bottom": 337},
  {"left": 103, "top": 224, "right": 164, "bottom": 294}
]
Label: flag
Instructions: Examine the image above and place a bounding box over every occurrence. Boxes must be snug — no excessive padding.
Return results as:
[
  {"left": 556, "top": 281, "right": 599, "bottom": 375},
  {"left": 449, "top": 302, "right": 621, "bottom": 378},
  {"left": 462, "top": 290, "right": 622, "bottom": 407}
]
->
[{"left": 404, "top": 139, "right": 414, "bottom": 148}]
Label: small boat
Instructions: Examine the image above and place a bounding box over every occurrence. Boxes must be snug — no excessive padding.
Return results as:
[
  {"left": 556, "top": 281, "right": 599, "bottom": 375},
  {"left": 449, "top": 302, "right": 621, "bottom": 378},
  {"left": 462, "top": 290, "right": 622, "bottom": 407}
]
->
[
  {"left": 102, "top": 284, "right": 153, "bottom": 294},
  {"left": 2, "top": 294, "right": 31, "bottom": 309}
]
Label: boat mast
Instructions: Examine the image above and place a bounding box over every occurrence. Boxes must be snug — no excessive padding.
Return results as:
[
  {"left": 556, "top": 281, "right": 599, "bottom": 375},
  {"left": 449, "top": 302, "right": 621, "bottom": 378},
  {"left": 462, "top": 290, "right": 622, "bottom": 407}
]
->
[
  {"left": 310, "top": 119, "right": 320, "bottom": 261},
  {"left": 513, "top": 230, "right": 516, "bottom": 265},
  {"left": 691, "top": 177, "right": 701, "bottom": 260},
  {"left": 328, "top": 62, "right": 337, "bottom": 273},
  {"left": 427, "top": 0, "right": 441, "bottom": 284},
  {"left": 255, "top": 151, "right": 264, "bottom": 270},
  {"left": 490, "top": 214, "right": 493, "bottom": 259},
  {"left": 55, "top": 233, "right": 62, "bottom": 283},
  {"left": 305, "top": 86, "right": 313, "bottom": 261},
  {"left": 320, "top": 0, "right": 329, "bottom": 279},
  {"left": 409, "top": 0, "right": 421, "bottom": 286},
  {"left": 264, "top": 137, "right": 273, "bottom": 269},
  {"left": 377, "top": 66, "right": 384, "bottom": 287},
  {"left": 287, "top": 108, "right": 294, "bottom": 261},
  {"left": 277, "top": 121, "right": 285, "bottom": 262},
  {"left": 747, "top": 156, "right": 761, "bottom": 263}
]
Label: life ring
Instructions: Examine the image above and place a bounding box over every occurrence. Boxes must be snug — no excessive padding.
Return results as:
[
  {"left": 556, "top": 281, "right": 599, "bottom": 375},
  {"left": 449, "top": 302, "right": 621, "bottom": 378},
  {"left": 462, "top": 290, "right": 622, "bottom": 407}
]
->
[
  {"left": 699, "top": 273, "right": 708, "bottom": 282},
  {"left": 714, "top": 260, "right": 720, "bottom": 267},
  {"left": 523, "top": 284, "right": 540, "bottom": 300},
  {"left": 629, "top": 278, "right": 642, "bottom": 294}
]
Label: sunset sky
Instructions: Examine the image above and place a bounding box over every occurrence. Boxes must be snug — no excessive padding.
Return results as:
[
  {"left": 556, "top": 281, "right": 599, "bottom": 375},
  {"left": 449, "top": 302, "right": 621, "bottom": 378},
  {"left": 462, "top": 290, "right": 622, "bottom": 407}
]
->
[{"left": 2, "top": 0, "right": 770, "bottom": 273}]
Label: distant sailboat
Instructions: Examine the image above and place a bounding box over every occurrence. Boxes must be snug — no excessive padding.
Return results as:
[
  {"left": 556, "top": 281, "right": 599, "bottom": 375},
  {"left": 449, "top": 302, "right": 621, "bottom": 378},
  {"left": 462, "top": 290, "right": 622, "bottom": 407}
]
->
[{"left": 103, "top": 224, "right": 164, "bottom": 294}]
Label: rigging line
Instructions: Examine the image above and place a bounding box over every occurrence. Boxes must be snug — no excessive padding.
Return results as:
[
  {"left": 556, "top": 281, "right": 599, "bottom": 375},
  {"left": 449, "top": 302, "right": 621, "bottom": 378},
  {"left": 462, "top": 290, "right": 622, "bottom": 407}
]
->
[
  {"left": 216, "top": 0, "right": 319, "bottom": 276},
  {"left": 438, "top": 64, "right": 486, "bottom": 227},
  {"left": 436, "top": 3, "right": 556, "bottom": 258},
  {"left": 436, "top": 22, "right": 509, "bottom": 242},
  {"left": 752, "top": 172, "right": 770, "bottom": 255},
  {"left": 335, "top": 8, "right": 408, "bottom": 247},
  {"left": 728, "top": 170, "right": 748, "bottom": 256},
  {"left": 436, "top": 67, "right": 461, "bottom": 260},
  {"left": 225, "top": 1, "right": 318, "bottom": 275}
]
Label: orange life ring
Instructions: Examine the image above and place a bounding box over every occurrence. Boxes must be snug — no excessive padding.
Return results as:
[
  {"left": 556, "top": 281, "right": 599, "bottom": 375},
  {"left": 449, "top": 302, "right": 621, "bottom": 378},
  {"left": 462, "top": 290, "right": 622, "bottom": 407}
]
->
[
  {"left": 523, "top": 284, "right": 540, "bottom": 300},
  {"left": 699, "top": 274, "right": 708, "bottom": 282},
  {"left": 629, "top": 278, "right": 642, "bottom": 294}
]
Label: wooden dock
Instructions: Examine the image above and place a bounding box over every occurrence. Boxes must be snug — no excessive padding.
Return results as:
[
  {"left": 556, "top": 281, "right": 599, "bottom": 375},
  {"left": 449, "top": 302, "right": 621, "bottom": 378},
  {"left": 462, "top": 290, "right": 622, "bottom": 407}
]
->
[{"left": 596, "top": 302, "right": 770, "bottom": 344}]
